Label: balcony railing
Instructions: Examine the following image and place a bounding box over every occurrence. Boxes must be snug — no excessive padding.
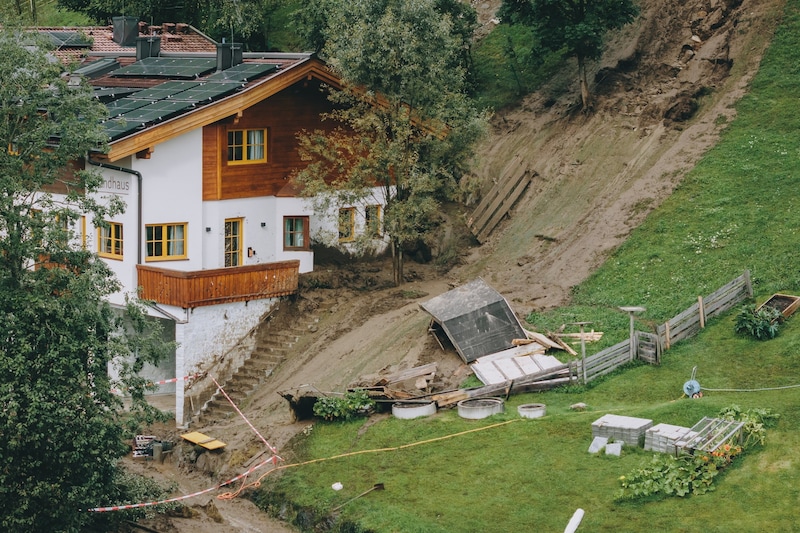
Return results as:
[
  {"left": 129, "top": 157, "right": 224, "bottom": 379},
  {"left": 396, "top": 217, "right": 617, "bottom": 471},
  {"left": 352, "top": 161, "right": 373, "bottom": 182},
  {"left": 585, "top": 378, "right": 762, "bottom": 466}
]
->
[{"left": 136, "top": 260, "right": 299, "bottom": 308}]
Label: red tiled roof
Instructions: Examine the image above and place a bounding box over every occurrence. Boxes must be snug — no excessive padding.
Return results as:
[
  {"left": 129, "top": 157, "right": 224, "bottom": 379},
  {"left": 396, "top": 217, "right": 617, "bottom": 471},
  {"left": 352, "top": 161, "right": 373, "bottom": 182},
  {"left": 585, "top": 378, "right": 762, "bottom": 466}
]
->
[{"left": 40, "top": 22, "right": 217, "bottom": 67}]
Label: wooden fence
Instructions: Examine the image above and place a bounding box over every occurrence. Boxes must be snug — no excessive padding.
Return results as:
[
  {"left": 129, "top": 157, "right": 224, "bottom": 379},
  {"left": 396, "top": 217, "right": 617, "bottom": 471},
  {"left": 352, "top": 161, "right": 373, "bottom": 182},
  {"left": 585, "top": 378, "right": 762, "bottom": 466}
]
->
[
  {"left": 656, "top": 270, "right": 752, "bottom": 350},
  {"left": 578, "top": 270, "right": 752, "bottom": 384}
]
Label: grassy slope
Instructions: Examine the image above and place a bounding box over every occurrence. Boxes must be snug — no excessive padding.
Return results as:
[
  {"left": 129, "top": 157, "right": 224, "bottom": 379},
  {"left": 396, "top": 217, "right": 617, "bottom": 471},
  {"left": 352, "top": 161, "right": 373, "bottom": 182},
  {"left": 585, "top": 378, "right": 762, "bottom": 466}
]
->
[{"left": 254, "top": 2, "right": 800, "bottom": 531}]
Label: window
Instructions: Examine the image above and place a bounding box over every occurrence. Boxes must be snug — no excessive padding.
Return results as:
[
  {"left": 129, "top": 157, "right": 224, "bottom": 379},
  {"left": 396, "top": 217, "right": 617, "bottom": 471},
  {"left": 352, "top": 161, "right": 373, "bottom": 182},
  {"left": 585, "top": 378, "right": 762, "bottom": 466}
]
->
[
  {"left": 338, "top": 207, "right": 355, "bottom": 243},
  {"left": 145, "top": 223, "right": 187, "bottom": 260},
  {"left": 224, "top": 218, "right": 243, "bottom": 267},
  {"left": 97, "top": 221, "right": 123, "bottom": 259},
  {"left": 365, "top": 205, "right": 382, "bottom": 238},
  {"left": 284, "top": 216, "right": 309, "bottom": 250},
  {"left": 227, "top": 129, "right": 267, "bottom": 164}
]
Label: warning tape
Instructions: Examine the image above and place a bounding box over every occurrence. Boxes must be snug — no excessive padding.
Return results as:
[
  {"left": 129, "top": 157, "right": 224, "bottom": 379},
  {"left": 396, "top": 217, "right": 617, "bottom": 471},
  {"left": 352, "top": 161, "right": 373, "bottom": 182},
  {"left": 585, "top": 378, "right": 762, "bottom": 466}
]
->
[
  {"left": 110, "top": 373, "right": 202, "bottom": 394},
  {"left": 85, "top": 454, "right": 279, "bottom": 512}
]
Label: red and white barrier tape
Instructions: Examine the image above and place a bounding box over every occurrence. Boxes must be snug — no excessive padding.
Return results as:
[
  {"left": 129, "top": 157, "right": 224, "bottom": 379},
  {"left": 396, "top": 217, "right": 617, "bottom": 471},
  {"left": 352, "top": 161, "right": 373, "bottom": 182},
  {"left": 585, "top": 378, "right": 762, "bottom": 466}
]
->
[
  {"left": 110, "top": 373, "right": 202, "bottom": 394},
  {"left": 85, "top": 454, "right": 279, "bottom": 512},
  {"left": 211, "top": 375, "right": 281, "bottom": 458}
]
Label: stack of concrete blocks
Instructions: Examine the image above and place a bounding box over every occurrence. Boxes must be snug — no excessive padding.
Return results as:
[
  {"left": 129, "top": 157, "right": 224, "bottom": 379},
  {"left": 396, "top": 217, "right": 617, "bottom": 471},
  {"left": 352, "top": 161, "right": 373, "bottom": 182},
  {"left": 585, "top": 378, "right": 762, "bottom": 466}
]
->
[
  {"left": 644, "top": 423, "right": 698, "bottom": 455},
  {"left": 591, "top": 414, "right": 653, "bottom": 448}
]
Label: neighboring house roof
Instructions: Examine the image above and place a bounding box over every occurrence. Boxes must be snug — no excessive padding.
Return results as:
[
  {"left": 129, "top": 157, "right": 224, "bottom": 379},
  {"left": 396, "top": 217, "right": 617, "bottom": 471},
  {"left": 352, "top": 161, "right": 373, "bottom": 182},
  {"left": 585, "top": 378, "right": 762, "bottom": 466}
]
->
[
  {"left": 41, "top": 22, "right": 341, "bottom": 163},
  {"left": 42, "top": 22, "right": 217, "bottom": 65}
]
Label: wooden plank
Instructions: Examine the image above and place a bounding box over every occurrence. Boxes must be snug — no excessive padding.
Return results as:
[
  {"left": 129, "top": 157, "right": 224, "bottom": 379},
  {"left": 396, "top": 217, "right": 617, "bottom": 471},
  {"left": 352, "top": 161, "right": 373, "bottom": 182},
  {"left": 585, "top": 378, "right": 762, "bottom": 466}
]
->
[
  {"left": 475, "top": 172, "right": 533, "bottom": 243},
  {"left": 471, "top": 160, "right": 528, "bottom": 232},
  {"left": 550, "top": 334, "right": 578, "bottom": 356},
  {"left": 376, "top": 363, "right": 438, "bottom": 386},
  {"left": 468, "top": 155, "right": 528, "bottom": 231},
  {"left": 471, "top": 362, "right": 508, "bottom": 385},
  {"left": 494, "top": 358, "right": 525, "bottom": 380},
  {"left": 181, "top": 431, "right": 226, "bottom": 450},
  {"left": 524, "top": 330, "right": 563, "bottom": 349}
]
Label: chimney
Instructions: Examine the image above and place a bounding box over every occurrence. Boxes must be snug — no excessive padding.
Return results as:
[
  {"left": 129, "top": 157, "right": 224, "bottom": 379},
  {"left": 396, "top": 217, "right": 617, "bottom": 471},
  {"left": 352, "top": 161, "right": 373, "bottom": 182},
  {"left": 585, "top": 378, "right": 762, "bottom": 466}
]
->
[
  {"left": 112, "top": 16, "right": 139, "bottom": 47},
  {"left": 136, "top": 36, "right": 161, "bottom": 60},
  {"left": 216, "top": 42, "right": 243, "bottom": 71}
]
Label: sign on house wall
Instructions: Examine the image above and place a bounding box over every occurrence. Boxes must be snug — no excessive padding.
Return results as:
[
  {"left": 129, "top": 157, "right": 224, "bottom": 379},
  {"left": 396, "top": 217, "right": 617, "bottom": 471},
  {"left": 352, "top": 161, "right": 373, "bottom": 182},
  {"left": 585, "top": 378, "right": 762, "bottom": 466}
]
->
[{"left": 99, "top": 175, "right": 132, "bottom": 196}]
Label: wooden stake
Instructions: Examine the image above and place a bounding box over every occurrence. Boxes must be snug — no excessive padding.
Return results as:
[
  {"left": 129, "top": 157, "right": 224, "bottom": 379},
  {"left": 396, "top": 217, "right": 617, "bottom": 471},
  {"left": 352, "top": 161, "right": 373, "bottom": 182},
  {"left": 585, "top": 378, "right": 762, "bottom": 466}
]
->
[{"left": 698, "top": 296, "right": 705, "bottom": 329}]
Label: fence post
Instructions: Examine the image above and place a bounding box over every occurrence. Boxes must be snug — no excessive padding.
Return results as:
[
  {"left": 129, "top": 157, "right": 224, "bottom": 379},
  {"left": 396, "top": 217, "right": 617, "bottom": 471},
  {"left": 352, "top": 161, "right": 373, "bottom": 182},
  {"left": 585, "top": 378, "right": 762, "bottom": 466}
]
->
[
  {"left": 698, "top": 296, "right": 705, "bottom": 328},
  {"left": 744, "top": 269, "right": 753, "bottom": 298},
  {"left": 620, "top": 306, "right": 646, "bottom": 362}
]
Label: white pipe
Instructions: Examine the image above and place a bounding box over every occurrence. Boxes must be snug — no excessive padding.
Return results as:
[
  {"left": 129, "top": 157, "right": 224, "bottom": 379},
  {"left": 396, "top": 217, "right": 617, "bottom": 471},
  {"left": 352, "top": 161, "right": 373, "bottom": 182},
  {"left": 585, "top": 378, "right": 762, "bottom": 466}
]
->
[{"left": 564, "top": 508, "right": 585, "bottom": 533}]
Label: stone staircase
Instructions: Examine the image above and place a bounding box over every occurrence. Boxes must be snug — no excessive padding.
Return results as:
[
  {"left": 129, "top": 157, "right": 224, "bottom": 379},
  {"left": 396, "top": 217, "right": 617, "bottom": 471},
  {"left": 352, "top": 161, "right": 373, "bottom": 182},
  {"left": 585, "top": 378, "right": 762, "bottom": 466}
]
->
[{"left": 193, "top": 302, "right": 322, "bottom": 426}]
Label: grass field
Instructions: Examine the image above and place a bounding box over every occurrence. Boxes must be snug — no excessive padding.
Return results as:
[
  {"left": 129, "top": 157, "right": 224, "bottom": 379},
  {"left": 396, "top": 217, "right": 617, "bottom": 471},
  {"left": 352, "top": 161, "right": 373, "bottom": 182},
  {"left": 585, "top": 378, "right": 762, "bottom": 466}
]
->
[{"left": 252, "top": 2, "right": 800, "bottom": 531}]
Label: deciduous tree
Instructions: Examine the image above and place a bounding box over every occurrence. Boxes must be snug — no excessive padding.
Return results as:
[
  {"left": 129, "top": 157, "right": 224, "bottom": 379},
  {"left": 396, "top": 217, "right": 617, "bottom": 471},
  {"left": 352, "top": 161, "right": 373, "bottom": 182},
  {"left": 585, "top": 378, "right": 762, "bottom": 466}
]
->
[
  {"left": 293, "top": 0, "right": 488, "bottom": 285},
  {"left": 499, "top": 0, "right": 639, "bottom": 109},
  {"left": 0, "top": 30, "right": 170, "bottom": 531}
]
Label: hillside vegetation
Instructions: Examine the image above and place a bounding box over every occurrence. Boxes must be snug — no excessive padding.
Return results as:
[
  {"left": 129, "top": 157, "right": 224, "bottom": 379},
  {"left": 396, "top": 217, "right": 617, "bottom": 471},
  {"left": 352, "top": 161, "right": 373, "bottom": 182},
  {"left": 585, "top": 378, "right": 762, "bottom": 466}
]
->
[{"left": 251, "top": 1, "right": 800, "bottom": 531}]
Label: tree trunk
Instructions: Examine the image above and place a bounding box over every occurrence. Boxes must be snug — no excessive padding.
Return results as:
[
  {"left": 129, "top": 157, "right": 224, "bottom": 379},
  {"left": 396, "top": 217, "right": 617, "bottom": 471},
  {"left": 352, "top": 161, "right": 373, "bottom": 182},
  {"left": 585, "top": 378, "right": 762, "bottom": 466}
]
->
[
  {"left": 391, "top": 240, "right": 404, "bottom": 286},
  {"left": 577, "top": 54, "right": 592, "bottom": 110}
]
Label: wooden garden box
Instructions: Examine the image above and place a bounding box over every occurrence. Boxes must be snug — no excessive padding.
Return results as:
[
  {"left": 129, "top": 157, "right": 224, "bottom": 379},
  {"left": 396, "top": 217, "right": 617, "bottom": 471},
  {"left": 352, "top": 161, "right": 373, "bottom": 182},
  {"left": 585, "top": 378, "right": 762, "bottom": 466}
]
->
[{"left": 757, "top": 293, "right": 800, "bottom": 319}]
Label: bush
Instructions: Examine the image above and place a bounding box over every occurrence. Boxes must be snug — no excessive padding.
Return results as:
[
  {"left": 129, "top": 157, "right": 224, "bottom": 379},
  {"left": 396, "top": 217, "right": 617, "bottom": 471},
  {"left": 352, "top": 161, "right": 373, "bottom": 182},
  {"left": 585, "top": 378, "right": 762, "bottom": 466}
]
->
[
  {"left": 734, "top": 304, "right": 782, "bottom": 340},
  {"left": 312, "top": 390, "right": 375, "bottom": 421}
]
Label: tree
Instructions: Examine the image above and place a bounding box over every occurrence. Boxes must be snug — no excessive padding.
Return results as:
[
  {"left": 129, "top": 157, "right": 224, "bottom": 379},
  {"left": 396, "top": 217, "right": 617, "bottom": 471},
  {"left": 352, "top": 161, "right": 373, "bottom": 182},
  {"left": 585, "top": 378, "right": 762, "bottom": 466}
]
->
[
  {"left": 499, "top": 0, "right": 639, "bottom": 109},
  {"left": 0, "top": 30, "right": 170, "bottom": 531},
  {"left": 293, "top": 0, "right": 488, "bottom": 285}
]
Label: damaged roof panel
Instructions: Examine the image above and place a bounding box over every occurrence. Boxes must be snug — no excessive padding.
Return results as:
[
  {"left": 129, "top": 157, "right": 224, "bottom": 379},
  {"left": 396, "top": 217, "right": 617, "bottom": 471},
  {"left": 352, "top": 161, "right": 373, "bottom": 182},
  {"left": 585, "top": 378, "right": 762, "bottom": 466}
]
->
[{"left": 420, "top": 278, "right": 526, "bottom": 363}]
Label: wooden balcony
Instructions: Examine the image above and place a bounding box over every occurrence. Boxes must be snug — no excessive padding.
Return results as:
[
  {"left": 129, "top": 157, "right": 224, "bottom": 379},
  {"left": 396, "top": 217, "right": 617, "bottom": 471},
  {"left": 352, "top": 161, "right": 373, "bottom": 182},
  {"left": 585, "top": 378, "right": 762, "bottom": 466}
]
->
[{"left": 136, "top": 260, "right": 299, "bottom": 308}]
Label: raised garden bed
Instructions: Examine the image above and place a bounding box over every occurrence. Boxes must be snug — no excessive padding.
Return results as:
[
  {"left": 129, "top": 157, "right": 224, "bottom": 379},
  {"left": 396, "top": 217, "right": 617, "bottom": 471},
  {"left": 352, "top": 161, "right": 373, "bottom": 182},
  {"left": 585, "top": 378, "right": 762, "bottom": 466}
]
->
[{"left": 757, "top": 293, "right": 800, "bottom": 319}]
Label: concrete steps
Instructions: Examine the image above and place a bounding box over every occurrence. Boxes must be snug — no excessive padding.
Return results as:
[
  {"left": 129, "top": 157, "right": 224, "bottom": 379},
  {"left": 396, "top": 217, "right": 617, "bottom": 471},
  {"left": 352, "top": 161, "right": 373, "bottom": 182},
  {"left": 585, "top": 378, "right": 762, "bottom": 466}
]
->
[{"left": 194, "top": 301, "right": 327, "bottom": 426}]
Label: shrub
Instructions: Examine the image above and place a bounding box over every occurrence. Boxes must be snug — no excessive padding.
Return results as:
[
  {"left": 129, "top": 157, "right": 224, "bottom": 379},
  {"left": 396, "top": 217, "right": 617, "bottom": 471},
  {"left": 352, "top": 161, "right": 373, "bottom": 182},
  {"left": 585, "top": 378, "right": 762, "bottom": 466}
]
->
[
  {"left": 734, "top": 304, "right": 782, "bottom": 340},
  {"left": 312, "top": 390, "right": 375, "bottom": 421}
]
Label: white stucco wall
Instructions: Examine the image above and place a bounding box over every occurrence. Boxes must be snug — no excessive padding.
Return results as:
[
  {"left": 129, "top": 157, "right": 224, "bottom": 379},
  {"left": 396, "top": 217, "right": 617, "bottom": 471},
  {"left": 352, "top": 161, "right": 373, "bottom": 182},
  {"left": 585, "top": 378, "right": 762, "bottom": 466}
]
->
[
  {"left": 201, "top": 195, "right": 315, "bottom": 273},
  {"left": 310, "top": 186, "right": 391, "bottom": 255},
  {"left": 173, "top": 297, "right": 278, "bottom": 424}
]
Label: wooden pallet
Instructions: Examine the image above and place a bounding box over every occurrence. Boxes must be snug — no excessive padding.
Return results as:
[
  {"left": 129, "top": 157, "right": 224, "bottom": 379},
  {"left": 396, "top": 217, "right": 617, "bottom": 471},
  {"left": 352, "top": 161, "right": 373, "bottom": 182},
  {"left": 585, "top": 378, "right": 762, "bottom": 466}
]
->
[{"left": 467, "top": 154, "right": 534, "bottom": 243}]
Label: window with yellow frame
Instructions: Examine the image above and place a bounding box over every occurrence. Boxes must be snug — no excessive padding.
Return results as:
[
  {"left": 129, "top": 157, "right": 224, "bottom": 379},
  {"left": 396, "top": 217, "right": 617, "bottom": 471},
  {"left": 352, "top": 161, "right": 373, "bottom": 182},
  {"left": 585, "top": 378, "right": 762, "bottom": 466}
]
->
[
  {"left": 97, "top": 221, "right": 123, "bottom": 259},
  {"left": 227, "top": 128, "right": 267, "bottom": 164},
  {"left": 145, "top": 223, "right": 187, "bottom": 260},
  {"left": 365, "top": 205, "right": 382, "bottom": 238},
  {"left": 338, "top": 207, "right": 355, "bottom": 243}
]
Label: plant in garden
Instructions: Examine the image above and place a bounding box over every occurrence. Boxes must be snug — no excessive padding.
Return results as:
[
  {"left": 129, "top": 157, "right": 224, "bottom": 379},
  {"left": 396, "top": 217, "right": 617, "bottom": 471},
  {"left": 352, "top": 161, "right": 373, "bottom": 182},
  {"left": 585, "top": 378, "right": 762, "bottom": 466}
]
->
[
  {"left": 718, "top": 405, "right": 779, "bottom": 448},
  {"left": 734, "top": 303, "right": 782, "bottom": 340},
  {"left": 313, "top": 390, "right": 375, "bottom": 421},
  {"left": 616, "top": 453, "right": 721, "bottom": 501},
  {"left": 617, "top": 405, "right": 777, "bottom": 502}
]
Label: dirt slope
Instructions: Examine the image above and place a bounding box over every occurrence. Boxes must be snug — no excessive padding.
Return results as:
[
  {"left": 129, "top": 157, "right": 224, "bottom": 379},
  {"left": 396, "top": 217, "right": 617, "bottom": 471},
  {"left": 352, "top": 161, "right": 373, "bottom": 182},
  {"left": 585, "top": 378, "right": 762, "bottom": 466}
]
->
[{"left": 131, "top": 0, "right": 785, "bottom": 530}]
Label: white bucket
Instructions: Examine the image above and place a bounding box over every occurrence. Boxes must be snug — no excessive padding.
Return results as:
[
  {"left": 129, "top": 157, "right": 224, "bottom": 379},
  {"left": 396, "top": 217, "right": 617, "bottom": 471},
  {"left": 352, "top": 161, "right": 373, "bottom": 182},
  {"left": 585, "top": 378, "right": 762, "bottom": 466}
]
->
[
  {"left": 517, "top": 403, "right": 546, "bottom": 419},
  {"left": 392, "top": 401, "right": 437, "bottom": 419},
  {"left": 457, "top": 398, "right": 504, "bottom": 419}
]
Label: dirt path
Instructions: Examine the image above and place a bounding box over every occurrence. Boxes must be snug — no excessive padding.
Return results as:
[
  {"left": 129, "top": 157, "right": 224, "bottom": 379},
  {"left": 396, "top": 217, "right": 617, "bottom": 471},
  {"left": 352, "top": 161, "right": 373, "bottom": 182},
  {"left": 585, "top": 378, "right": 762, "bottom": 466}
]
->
[{"left": 130, "top": 0, "right": 785, "bottom": 530}]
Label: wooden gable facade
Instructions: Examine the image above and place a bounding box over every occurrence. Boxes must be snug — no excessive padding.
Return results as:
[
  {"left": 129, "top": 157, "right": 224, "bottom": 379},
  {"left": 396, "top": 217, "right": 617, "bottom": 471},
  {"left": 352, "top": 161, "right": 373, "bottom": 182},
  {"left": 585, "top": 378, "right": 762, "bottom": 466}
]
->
[{"left": 202, "top": 78, "right": 337, "bottom": 201}]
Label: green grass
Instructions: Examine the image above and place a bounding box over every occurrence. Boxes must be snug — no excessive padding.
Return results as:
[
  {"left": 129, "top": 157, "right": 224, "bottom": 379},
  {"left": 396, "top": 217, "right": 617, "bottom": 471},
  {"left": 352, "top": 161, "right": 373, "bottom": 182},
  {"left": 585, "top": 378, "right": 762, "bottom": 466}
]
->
[{"left": 256, "top": 2, "right": 800, "bottom": 531}]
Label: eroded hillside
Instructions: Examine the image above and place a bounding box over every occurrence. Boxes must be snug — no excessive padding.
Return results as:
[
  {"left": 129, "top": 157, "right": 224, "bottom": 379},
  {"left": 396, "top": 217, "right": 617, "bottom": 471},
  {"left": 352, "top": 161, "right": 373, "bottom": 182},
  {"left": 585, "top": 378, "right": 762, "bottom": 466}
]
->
[{"left": 132, "top": 1, "right": 786, "bottom": 530}]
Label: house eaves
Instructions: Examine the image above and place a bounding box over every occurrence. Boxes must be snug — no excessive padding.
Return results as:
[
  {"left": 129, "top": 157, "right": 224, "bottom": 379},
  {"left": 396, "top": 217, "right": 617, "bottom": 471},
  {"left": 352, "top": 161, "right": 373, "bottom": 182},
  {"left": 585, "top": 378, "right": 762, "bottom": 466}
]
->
[{"left": 98, "top": 56, "right": 342, "bottom": 163}]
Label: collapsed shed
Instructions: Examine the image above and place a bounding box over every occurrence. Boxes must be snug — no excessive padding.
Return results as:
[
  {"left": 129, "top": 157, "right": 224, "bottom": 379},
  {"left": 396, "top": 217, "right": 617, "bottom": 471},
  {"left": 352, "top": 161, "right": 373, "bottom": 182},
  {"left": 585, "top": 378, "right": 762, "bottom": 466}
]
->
[{"left": 420, "top": 278, "right": 527, "bottom": 364}]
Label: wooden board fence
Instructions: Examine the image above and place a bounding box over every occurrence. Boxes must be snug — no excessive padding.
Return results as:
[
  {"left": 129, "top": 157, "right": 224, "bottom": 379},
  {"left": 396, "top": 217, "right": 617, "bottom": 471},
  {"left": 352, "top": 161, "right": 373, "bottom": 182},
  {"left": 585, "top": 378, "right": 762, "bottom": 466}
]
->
[
  {"left": 568, "top": 271, "right": 751, "bottom": 385},
  {"left": 657, "top": 270, "right": 752, "bottom": 349},
  {"left": 467, "top": 154, "right": 534, "bottom": 243},
  {"left": 578, "top": 340, "right": 630, "bottom": 384},
  {"left": 637, "top": 331, "right": 661, "bottom": 365}
]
